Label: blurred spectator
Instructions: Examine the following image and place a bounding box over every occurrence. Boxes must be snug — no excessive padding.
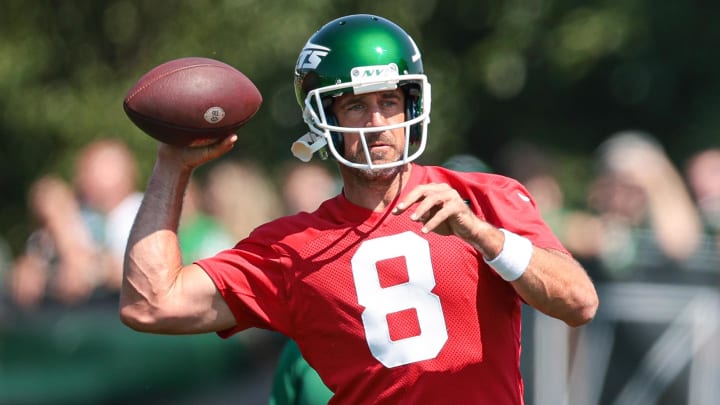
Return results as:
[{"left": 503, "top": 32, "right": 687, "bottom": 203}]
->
[
  {"left": 587, "top": 131, "right": 703, "bottom": 278},
  {"left": 8, "top": 138, "right": 143, "bottom": 309},
  {"left": 441, "top": 153, "right": 492, "bottom": 173},
  {"left": 278, "top": 161, "right": 339, "bottom": 214},
  {"left": 179, "top": 178, "right": 234, "bottom": 265},
  {"left": 685, "top": 147, "right": 720, "bottom": 239},
  {"left": 204, "top": 160, "right": 283, "bottom": 240},
  {"left": 495, "top": 141, "right": 566, "bottom": 228},
  {"left": 9, "top": 175, "right": 99, "bottom": 308},
  {"left": 73, "top": 138, "right": 143, "bottom": 292},
  {"left": 495, "top": 141, "right": 604, "bottom": 266},
  {"left": 681, "top": 147, "right": 720, "bottom": 273}
]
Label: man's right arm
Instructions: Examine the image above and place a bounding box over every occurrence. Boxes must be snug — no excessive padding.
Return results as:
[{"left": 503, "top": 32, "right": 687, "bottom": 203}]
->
[{"left": 119, "top": 136, "right": 238, "bottom": 334}]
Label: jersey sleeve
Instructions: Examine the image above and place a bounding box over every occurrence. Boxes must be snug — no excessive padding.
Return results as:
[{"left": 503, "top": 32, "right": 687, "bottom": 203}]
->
[{"left": 196, "top": 237, "right": 292, "bottom": 338}]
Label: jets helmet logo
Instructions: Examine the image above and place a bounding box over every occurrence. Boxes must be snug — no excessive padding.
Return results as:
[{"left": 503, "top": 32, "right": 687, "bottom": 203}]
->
[{"left": 296, "top": 42, "right": 330, "bottom": 70}]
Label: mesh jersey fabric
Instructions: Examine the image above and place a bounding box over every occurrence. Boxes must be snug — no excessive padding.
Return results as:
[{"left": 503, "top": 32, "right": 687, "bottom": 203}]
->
[{"left": 197, "top": 164, "right": 567, "bottom": 404}]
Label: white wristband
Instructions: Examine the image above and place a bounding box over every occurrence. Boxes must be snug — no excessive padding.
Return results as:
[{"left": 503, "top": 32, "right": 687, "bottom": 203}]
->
[{"left": 483, "top": 229, "right": 533, "bottom": 281}]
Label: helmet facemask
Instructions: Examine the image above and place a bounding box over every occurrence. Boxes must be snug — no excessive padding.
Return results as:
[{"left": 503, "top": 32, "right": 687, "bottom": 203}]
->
[{"left": 293, "top": 67, "right": 431, "bottom": 170}]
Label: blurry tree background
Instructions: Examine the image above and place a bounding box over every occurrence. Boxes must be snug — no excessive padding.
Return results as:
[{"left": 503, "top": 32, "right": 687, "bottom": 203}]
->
[{"left": 1, "top": 0, "right": 719, "bottom": 254}]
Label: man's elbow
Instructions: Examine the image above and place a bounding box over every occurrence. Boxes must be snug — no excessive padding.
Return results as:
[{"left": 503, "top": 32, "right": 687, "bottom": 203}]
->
[
  {"left": 119, "top": 304, "right": 147, "bottom": 332},
  {"left": 566, "top": 294, "right": 599, "bottom": 328},
  {"left": 119, "top": 302, "right": 163, "bottom": 333}
]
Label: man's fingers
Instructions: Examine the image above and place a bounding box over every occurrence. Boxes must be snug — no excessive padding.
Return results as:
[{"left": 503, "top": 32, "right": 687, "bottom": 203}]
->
[
  {"left": 397, "top": 184, "right": 474, "bottom": 237},
  {"left": 409, "top": 187, "right": 458, "bottom": 222},
  {"left": 393, "top": 183, "right": 448, "bottom": 215},
  {"left": 417, "top": 206, "right": 452, "bottom": 234},
  {"left": 200, "top": 133, "right": 238, "bottom": 161},
  {"left": 392, "top": 188, "right": 425, "bottom": 215}
]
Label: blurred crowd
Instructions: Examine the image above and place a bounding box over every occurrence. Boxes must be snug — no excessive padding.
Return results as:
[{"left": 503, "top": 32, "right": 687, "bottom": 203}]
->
[
  {"left": 1, "top": 138, "right": 341, "bottom": 312},
  {"left": 0, "top": 133, "right": 718, "bottom": 402},
  {"left": 3, "top": 132, "right": 720, "bottom": 310},
  {"left": 7, "top": 139, "right": 143, "bottom": 309},
  {"left": 0, "top": 137, "right": 342, "bottom": 402},
  {"left": 497, "top": 131, "right": 720, "bottom": 283}
]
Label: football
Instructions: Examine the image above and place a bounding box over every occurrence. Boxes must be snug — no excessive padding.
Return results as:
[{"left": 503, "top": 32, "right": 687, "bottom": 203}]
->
[{"left": 123, "top": 57, "right": 262, "bottom": 147}]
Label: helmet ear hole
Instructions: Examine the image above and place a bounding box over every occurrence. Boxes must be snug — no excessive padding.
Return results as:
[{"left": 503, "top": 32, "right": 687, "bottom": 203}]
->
[
  {"left": 404, "top": 85, "right": 421, "bottom": 144},
  {"left": 325, "top": 112, "right": 344, "bottom": 155}
]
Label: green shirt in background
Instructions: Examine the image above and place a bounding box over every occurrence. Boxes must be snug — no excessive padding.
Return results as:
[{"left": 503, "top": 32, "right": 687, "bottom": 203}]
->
[{"left": 269, "top": 340, "right": 333, "bottom": 405}]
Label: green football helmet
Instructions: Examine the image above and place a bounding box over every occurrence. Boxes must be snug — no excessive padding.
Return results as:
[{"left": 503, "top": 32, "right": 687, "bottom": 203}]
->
[{"left": 291, "top": 14, "right": 431, "bottom": 170}]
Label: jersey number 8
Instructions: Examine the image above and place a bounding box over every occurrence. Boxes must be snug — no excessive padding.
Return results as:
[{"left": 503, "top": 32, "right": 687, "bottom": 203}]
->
[{"left": 351, "top": 231, "right": 449, "bottom": 368}]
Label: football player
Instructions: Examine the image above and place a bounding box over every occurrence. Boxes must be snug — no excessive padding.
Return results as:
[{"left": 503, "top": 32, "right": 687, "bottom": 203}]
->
[{"left": 120, "top": 14, "right": 598, "bottom": 404}]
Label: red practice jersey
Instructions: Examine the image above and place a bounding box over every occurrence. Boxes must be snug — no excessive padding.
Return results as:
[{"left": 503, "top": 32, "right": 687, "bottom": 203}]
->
[{"left": 197, "top": 164, "right": 567, "bottom": 404}]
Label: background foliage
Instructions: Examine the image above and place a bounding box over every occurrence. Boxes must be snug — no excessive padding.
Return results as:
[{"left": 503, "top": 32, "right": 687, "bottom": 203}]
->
[{"left": 1, "top": 0, "right": 718, "bottom": 253}]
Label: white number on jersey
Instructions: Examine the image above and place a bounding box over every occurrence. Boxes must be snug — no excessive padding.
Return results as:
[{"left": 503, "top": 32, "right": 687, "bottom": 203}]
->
[{"left": 351, "top": 231, "right": 448, "bottom": 368}]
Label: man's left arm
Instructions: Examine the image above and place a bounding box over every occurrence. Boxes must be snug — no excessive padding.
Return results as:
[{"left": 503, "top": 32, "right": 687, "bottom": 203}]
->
[
  {"left": 394, "top": 182, "right": 599, "bottom": 327},
  {"left": 487, "top": 230, "right": 599, "bottom": 327}
]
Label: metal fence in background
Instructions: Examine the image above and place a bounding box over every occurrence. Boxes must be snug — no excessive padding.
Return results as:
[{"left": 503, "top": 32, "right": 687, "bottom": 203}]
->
[{"left": 529, "top": 282, "right": 720, "bottom": 405}]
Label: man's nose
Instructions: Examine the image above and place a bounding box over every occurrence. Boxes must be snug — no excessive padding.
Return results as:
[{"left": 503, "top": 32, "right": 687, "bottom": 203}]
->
[{"left": 368, "top": 108, "right": 388, "bottom": 127}]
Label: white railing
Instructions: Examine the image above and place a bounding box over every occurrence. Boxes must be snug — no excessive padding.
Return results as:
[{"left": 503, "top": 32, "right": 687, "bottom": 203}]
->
[{"left": 530, "top": 282, "right": 720, "bottom": 405}]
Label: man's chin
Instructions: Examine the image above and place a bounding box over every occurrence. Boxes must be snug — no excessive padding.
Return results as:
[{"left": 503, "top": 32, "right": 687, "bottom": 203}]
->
[
  {"left": 349, "top": 160, "right": 406, "bottom": 180},
  {"left": 356, "top": 165, "right": 397, "bottom": 180}
]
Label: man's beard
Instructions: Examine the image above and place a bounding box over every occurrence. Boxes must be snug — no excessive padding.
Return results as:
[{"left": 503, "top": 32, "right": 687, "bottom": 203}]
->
[
  {"left": 346, "top": 142, "right": 405, "bottom": 181},
  {"left": 351, "top": 164, "right": 403, "bottom": 182}
]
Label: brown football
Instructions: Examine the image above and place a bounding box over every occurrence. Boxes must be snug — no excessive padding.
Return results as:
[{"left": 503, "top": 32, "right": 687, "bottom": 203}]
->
[{"left": 123, "top": 57, "right": 262, "bottom": 147}]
